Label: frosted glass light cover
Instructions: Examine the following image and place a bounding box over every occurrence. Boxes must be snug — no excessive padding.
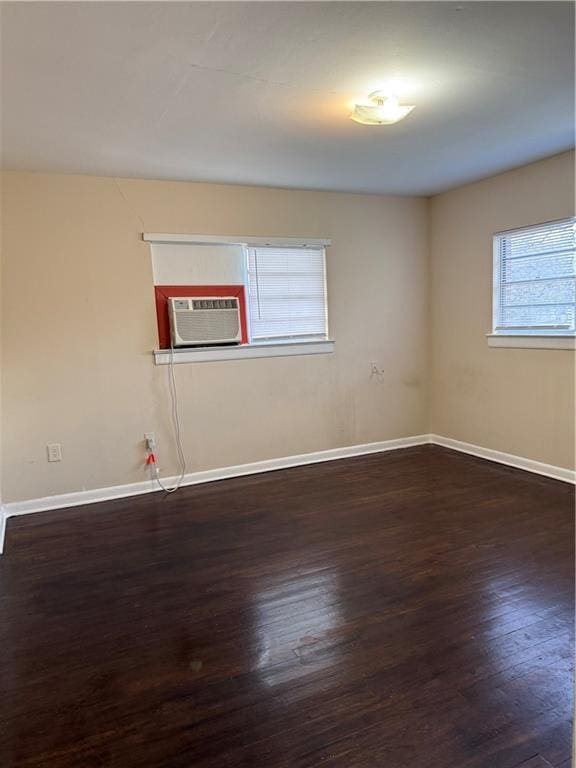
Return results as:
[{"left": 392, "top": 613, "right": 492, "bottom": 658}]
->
[{"left": 351, "top": 92, "right": 415, "bottom": 125}]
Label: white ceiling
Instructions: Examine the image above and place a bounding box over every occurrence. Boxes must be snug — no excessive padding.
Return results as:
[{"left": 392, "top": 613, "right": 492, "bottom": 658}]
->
[{"left": 1, "top": 2, "right": 574, "bottom": 195}]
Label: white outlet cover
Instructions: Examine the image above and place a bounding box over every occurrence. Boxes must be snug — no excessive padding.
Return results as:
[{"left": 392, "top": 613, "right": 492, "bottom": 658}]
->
[{"left": 47, "top": 443, "right": 62, "bottom": 462}]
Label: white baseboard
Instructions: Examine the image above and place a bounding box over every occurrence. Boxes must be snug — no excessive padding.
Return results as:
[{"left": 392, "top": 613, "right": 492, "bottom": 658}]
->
[
  {"left": 0, "top": 507, "right": 6, "bottom": 554},
  {"left": 2, "top": 433, "right": 573, "bottom": 540},
  {"left": 431, "top": 434, "right": 576, "bottom": 484},
  {"left": 4, "top": 434, "right": 431, "bottom": 518}
]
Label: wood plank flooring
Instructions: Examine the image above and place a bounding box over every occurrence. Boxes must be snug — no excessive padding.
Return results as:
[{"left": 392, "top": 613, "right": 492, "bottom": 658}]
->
[{"left": 0, "top": 445, "right": 573, "bottom": 767}]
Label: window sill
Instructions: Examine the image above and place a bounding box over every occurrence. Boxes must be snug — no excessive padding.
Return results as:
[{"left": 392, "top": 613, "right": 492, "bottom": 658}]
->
[
  {"left": 487, "top": 334, "right": 575, "bottom": 350},
  {"left": 153, "top": 339, "right": 335, "bottom": 364}
]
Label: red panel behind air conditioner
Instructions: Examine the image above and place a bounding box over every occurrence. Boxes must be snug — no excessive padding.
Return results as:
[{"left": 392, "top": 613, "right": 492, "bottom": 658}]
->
[{"left": 154, "top": 285, "right": 249, "bottom": 349}]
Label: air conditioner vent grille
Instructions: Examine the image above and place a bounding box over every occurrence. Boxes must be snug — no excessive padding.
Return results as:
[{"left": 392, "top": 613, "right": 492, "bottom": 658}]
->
[
  {"left": 168, "top": 296, "right": 242, "bottom": 346},
  {"left": 192, "top": 298, "right": 238, "bottom": 310},
  {"left": 174, "top": 309, "right": 240, "bottom": 342}
]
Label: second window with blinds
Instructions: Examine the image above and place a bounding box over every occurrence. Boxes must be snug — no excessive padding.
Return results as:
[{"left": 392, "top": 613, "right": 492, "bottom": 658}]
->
[
  {"left": 246, "top": 246, "right": 329, "bottom": 343},
  {"left": 490, "top": 217, "right": 575, "bottom": 349}
]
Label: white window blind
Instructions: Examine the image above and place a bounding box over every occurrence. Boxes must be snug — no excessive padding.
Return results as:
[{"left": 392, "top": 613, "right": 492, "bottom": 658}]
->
[
  {"left": 493, "top": 218, "right": 576, "bottom": 335},
  {"left": 246, "top": 246, "right": 328, "bottom": 341}
]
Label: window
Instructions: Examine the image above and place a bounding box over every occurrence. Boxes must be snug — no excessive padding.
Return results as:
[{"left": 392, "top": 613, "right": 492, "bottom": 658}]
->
[
  {"left": 246, "top": 246, "right": 328, "bottom": 342},
  {"left": 492, "top": 218, "right": 576, "bottom": 340},
  {"left": 146, "top": 234, "right": 334, "bottom": 364}
]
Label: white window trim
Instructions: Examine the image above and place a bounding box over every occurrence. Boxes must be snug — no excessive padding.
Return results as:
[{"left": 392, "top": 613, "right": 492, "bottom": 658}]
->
[
  {"left": 153, "top": 339, "right": 335, "bottom": 364},
  {"left": 486, "top": 334, "right": 575, "bottom": 350},
  {"left": 489, "top": 218, "right": 576, "bottom": 350},
  {"left": 143, "top": 233, "right": 331, "bottom": 248}
]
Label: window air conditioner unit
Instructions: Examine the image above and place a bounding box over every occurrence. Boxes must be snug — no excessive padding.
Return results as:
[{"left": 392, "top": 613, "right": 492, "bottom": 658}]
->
[{"left": 168, "top": 297, "right": 241, "bottom": 347}]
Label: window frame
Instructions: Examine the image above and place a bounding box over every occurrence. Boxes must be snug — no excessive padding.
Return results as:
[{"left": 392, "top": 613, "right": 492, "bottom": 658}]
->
[
  {"left": 488, "top": 217, "right": 576, "bottom": 350},
  {"left": 145, "top": 233, "right": 335, "bottom": 364},
  {"left": 244, "top": 244, "right": 330, "bottom": 345}
]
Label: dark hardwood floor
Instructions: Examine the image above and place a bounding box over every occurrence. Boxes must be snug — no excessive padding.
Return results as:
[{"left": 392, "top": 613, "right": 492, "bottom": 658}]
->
[{"left": 0, "top": 445, "right": 573, "bottom": 768}]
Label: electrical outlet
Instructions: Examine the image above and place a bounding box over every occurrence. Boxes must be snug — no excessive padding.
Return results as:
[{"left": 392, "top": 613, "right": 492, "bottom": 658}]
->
[
  {"left": 47, "top": 443, "right": 62, "bottom": 462},
  {"left": 144, "top": 432, "right": 156, "bottom": 450}
]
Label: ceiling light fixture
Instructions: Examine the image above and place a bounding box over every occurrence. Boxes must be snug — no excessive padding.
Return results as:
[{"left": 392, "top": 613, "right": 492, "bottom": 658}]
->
[{"left": 351, "top": 91, "right": 415, "bottom": 126}]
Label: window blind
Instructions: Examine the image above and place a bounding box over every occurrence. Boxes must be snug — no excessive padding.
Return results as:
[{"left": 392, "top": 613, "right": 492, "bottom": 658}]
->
[
  {"left": 246, "top": 246, "right": 328, "bottom": 341},
  {"left": 493, "top": 218, "right": 576, "bottom": 335}
]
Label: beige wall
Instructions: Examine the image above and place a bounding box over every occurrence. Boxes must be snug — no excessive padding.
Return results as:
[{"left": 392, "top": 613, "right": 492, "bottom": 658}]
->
[
  {"left": 0, "top": 172, "right": 429, "bottom": 503},
  {"left": 429, "top": 151, "right": 575, "bottom": 470},
  {"left": 2, "top": 153, "right": 573, "bottom": 506}
]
